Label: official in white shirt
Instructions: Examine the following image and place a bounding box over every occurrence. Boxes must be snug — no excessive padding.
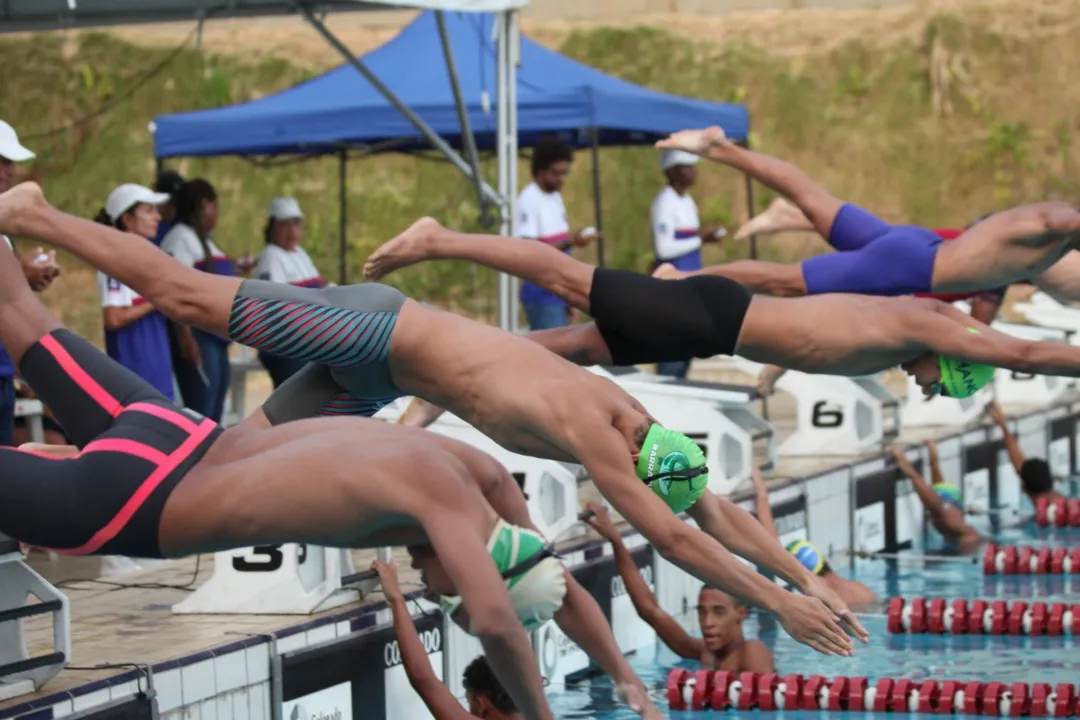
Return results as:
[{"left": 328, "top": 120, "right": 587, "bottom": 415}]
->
[
  {"left": 516, "top": 136, "right": 597, "bottom": 330},
  {"left": 650, "top": 149, "right": 727, "bottom": 379},
  {"left": 253, "top": 197, "right": 326, "bottom": 387}
]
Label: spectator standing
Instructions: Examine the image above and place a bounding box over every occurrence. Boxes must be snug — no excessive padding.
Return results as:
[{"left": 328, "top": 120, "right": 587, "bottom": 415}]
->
[
  {"left": 0, "top": 119, "right": 60, "bottom": 446},
  {"left": 95, "top": 184, "right": 176, "bottom": 400},
  {"left": 252, "top": 197, "right": 325, "bottom": 387},
  {"left": 650, "top": 149, "right": 727, "bottom": 378},
  {"left": 515, "top": 136, "right": 596, "bottom": 330},
  {"left": 152, "top": 170, "right": 185, "bottom": 246},
  {"left": 161, "top": 179, "right": 248, "bottom": 421}
]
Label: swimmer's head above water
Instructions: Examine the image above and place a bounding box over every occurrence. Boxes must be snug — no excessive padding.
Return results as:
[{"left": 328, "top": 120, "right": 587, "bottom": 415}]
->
[
  {"left": 697, "top": 585, "right": 750, "bottom": 654},
  {"left": 901, "top": 330, "right": 996, "bottom": 399},
  {"left": 635, "top": 424, "right": 709, "bottom": 513}
]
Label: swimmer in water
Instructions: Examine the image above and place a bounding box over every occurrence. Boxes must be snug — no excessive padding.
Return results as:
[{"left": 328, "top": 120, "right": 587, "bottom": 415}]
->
[
  {"left": 750, "top": 467, "right": 877, "bottom": 612},
  {"left": 0, "top": 183, "right": 861, "bottom": 659},
  {"left": 986, "top": 401, "right": 1063, "bottom": 504},
  {"left": 890, "top": 442, "right": 985, "bottom": 554},
  {"left": 581, "top": 503, "right": 775, "bottom": 673},
  {"left": 647, "top": 127, "right": 1080, "bottom": 302},
  {"left": 374, "top": 559, "right": 524, "bottom": 720},
  {"left": 361, "top": 218, "right": 1080, "bottom": 403},
  {"left": 0, "top": 242, "right": 556, "bottom": 720}
]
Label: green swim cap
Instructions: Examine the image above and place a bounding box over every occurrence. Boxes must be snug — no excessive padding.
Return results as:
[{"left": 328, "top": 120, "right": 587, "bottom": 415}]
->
[
  {"left": 636, "top": 424, "right": 709, "bottom": 512},
  {"left": 933, "top": 482, "right": 962, "bottom": 508},
  {"left": 938, "top": 328, "right": 995, "bottom": 398}
]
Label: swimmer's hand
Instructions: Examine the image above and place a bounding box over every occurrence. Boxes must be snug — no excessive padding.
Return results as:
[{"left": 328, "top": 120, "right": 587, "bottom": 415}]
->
[
  {"left": 372, "top": 559, "right": 405, "bottom": 603},
  {"left": 616, "top": 682, "right": 662, "bottom": 720},
  {"left": 652, "top": 263, "right": 688, "bottom": 281},
  {"left": 581, "top": 502, "right": 621, "bottom": 543},
  {"left": 803, "top": 575, "right": 870, "bottom": 645},
  {"left": 775, "top": 594, "right": 855, "bottom": 657},
  {"left": 655, "top": 126, "right": 731, "bottom": 157}
]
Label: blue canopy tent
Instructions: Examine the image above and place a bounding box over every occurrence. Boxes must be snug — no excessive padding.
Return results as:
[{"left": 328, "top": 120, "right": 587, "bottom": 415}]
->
[{"left": 152, "top": 10, "right": 752, "bottom": 328}]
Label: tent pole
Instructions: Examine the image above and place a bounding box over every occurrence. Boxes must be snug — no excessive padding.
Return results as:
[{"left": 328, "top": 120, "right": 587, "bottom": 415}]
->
[
  {"left": 339, "top": 149, "right": 348, "bottom": 285},
  {"left": 495, "top": 10, "right": 512, "bottom": 332},
  {"left": 506, "top": 10, "right": 520, "bottom": 333},
  {"left": 296, "top": 2, "right": 502, "bottom": 207},
  {"left": 740, "top": 136, "right": 758, "bottom": 260},
  {"left": 589, "top": 126, "right": 604, "bottom": 268},
  {"left": 434, "top": 10, "right": 490, "bottom": 227}
]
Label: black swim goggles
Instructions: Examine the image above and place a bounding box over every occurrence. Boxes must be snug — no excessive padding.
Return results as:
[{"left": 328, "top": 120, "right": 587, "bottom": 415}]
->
[{"left": 641, "top": 465, "right": 709, "bottom": 486}]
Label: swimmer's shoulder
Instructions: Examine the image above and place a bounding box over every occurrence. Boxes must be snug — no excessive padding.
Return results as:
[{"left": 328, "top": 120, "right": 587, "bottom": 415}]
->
[{"left": 740, "top": 639, "right": 776, "bottom": 674}]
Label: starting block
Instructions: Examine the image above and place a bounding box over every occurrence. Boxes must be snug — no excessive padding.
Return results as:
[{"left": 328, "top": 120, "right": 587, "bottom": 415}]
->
[
  {"left": 991, "top": 321, "right": 1075, "bottom": 406},
  {"left": 1015, "top": 292, "right": 1080, "bottom": 335},
  {"left": 420, "top": 412, "right": 581, "bottom": 542},
  {"left": 901, "top": 372, "right": 991, "bottom": 427},
  {"left": 173, "top": 544, "right": 360, "bottom": 615},
  {"left": 0, "top": 535, "right": 70, "bottom": 701},
  {"left": 590, "top": 365, "right": 775, "bottom": 494}
]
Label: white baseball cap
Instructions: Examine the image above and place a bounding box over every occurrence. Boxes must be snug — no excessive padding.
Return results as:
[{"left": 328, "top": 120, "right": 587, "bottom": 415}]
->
[
  {"left": 105, "top": 184, "right": 171, "bottom": 222},
  {"left": 660, "top": 148, "right": 700, "bottom": 172},
  {"left": 0, "top": 121, "right": 35, "bottom": 163},
  {"left": 269, "top": 197, "right": 303, "bottom": 221}
]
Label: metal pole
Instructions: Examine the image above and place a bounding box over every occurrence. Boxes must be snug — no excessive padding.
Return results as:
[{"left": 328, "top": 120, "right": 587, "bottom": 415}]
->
[
  {"left": 506, "top": 10, "right": 521, "bottom": 333},
  {"left": 435, "top": 11, "right": 491, "bottom": 228},
  {"left": 495, "top": 10, "right": 512, "bottom": 332},
  {"left": 338, "top": 149, "right": 348, "bottom": 285},
  {"left": 741, "top": 136, "right": 758, "bottom": 260},
  {"left": 590, "top": 126, "right": 604, "bottom": 268},
  {"left": 297, "top": 3, "right": 502, "bottom": 207}
]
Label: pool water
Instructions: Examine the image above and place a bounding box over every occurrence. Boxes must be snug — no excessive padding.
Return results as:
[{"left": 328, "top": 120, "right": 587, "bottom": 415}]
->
[{"left": 545, "top": 524, "right": 1080, "bottom": 719}]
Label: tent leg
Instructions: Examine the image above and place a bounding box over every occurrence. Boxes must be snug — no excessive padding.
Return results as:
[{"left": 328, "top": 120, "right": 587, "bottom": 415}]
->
[
  {"left": 590, "top": 126, "right": 604, "bottom": 268},
  {"left": 739, "top": 136, "right": 757, "bottom": 260},
  {"left": 435, "top": 11, "right": 491, "bottom": 228},
  {"left": 339, "top": 149, "right": 348, "bottom": 285},
  {"left": 495, "top": 9, "right": 519, "bottom": 333},
  {"left": 296, "top": 2, "right": 502, "bottom": 207}
]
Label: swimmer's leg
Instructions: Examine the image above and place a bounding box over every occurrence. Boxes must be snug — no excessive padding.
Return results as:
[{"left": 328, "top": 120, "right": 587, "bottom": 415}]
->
[
  {"left": 688, "top": 259, "right": 807, "bottom": 296},
  {"left": 0, "top": 182, "right": 238, "bottom": 338},
  {"left": 364, "top": 218, "right": 594, "bottom": 310}
]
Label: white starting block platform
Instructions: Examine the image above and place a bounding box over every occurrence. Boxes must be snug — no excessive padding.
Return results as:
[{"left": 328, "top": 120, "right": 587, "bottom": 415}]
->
[
  {"left": 0, "top": 535, "right": 69, "bottom": 703},
  {"left": 588, "top": 365, "right": 776, "bottom": 493},
  {"left": 727, "top": 358, "right": 900, "bottom": 457}
]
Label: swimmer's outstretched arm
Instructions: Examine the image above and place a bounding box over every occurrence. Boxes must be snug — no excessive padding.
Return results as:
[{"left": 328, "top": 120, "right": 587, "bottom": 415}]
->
[
  {"left": 373, "top": 560, "right": 473, "bottom": 720},
  {"left": 579, "top": 424, "right": 854, "bottom": 656},
  {"left": 688, "top": 490, "right": 868, "bottom": 643},
  {"left": 0, "top": 183, "right": 237, "bottom": 338},
  {"left": 986, "top": 401, "right": 1028, "bottom": 477},
  {"left": 582, "top": 503, "right": 705, "bottom": 661},
  {"left": 890, "top": 446, "right": 955, "bottom": 534},
  {"left": 915, "top": 302, "right": 1080, "bottom": 377}
]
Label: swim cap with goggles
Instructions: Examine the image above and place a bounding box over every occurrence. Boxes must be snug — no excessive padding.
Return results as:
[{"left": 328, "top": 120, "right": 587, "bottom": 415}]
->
[
  {"left": 441, "top": 520, "right": 567, "bottom": 633},
  {"left": 934, "top": 329, "right": 995, "bottom": 398},
  {"left": 933, "top": 482, "right": 962, "bottom": 508},
  {"left": 786, "top": 540, "right": 825, "bottom": 575},
  {"left": 636, "top": 424, "right": 709, "bottom": 513}
]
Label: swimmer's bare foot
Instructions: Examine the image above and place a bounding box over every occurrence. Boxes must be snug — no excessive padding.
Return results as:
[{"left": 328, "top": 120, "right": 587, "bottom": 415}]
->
[
  {"left": 734, "top": 197, "right": 813, "bottom": 241},
  {"left": 652, "top": 263, "right": 688, "bottom": 280},
  {"left": 0, "top": 182, "right": 47, "bottom": 239},
  {"left": 363, "top": 217, "right": 443, "bottom": 281},
  {"left": 655, "top": 126, "right": 731, "bottom": 157}
]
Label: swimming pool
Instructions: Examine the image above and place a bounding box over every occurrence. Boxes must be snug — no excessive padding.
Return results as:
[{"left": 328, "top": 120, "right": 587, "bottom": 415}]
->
[{"left": 545, "top": 524, "right": 1080, "bottom": 719}]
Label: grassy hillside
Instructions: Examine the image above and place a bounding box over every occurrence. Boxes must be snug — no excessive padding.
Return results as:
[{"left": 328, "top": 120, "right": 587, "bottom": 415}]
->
[{"left": 1, "top": 8, "right": 1078, "bottom": 341}]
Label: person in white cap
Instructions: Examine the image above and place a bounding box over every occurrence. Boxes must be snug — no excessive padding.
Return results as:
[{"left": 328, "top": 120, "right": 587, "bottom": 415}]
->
[
  {"left": 650, "top": 148, "right": 727, "bottom": 378},
  {"left": 0, "top": 119, "right": 60, "bottom": 448},
  {"left": 252, "top": 197, "right": 327, "bottom": 387},
  {"left": 94, "top": 184, "right": 176, "bottom": 402}
]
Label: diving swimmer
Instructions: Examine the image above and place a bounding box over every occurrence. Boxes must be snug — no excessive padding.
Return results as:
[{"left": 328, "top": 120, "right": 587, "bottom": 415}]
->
[
  {"left": 648, "top": 127, "right": 1080, "bottom": 301},
  {"left": 0, "top": 239, "right": 556, "bottom": 720},
  {"left": 0, "top": 182, "right": 861, "bottom": 658},
  {"left": 362, "top": 216, "right": 1080, "bottom": 400}
]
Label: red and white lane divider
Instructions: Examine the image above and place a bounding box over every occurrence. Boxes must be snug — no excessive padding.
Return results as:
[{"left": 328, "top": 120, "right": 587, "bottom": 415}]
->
[
  {"left": 885, "top": 597, "right": 1079, "bottom": 636},
  {"left": 1035, "top": 497, "right": 1080, "bottom": 528},
  {"left": 983, "top": 544, "right": 1080, "bottom": 575},
  {"left": 666, "top": 670, "right": 1080, "bottom": 716}
]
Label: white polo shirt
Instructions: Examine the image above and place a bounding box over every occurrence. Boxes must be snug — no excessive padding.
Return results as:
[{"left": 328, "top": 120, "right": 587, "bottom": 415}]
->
[
  {"left": 160, "top": 223, "right": 230, "bottom": 272},
  {"left": 515, "top": 182, "right": 569, "bottom": 305},
  {"left": 650, "top": 185, "right": 702, "bottom": 269},
  {"left": 254, "top": 243, "right": 324, "bottom": 289}
]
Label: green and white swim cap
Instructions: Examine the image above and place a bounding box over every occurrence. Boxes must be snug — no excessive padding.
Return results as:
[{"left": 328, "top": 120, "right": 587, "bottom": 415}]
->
[
  {"left": 636, "top": 424, "right": 709, "bottom": 513},
  {"left": 441, "top": 520, "right": 567, "bottom": 633}
]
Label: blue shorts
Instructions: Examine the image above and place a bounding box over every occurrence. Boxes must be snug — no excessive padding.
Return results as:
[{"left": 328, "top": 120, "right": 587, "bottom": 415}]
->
[{"left": 801, "top": 204, "right": 942, "bottom": 296}]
